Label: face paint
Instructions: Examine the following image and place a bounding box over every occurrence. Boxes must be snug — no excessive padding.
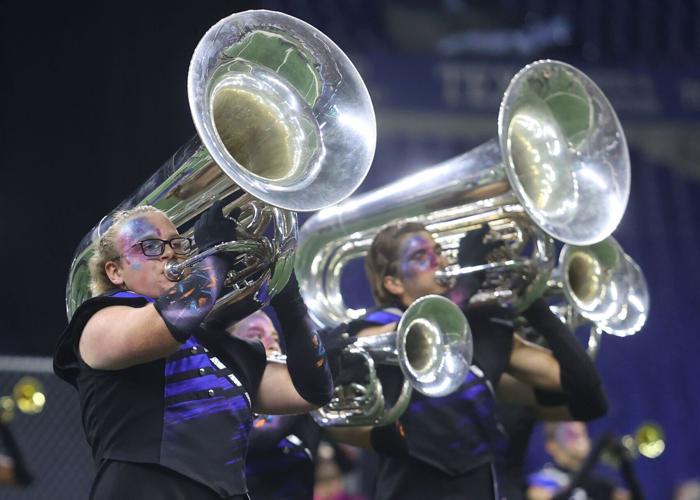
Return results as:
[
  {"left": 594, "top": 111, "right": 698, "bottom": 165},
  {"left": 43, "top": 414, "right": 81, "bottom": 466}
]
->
[
  {"left": 110, "top": 212, "right": 187, "bottom": 299},
  {"left": 116, "top": 216, "right": 165, "bottom": 262},
  {"left": 557, "top": 423, "right": 586, "bottom": 447},
  {"left": 399, "top": 234, "right": 441, "bottom": 278},
  {"left": 445, "top": 286, "right": 468, "bottom": 307}
]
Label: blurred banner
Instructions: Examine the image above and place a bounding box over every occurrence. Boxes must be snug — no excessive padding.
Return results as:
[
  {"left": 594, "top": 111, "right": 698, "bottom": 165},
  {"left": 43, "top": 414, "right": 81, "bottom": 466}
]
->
[{"left": 357, "top": 55, "right": 700, "bottom": 120}]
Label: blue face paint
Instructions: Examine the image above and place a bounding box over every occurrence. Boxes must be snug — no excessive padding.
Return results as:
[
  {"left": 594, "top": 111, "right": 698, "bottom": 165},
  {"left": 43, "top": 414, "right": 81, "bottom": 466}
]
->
[
  {"left": 116, "top": 216, "right": 166, "bottom": 265},
  {"left": 399, "top": 234, "right": 441, "bottom": 278}
]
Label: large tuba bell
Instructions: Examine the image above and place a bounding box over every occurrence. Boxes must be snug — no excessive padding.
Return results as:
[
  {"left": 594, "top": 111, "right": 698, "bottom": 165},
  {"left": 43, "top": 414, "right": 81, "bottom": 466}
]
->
[
  {"left": 294, "top": 60, "right": 630, "bottom": 328},
  {"left": 65, "top": 10, "right": 376, "bottom": 318},
  {"left": 312, "top": 295, "right": 473, "bottom": 427}
]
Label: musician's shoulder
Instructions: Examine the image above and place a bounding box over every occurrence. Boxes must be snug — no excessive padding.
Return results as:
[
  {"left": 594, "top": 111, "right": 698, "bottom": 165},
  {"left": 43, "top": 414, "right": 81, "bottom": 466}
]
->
[{"left": 349, "top": 306, "right": 401, "bottom": 336}]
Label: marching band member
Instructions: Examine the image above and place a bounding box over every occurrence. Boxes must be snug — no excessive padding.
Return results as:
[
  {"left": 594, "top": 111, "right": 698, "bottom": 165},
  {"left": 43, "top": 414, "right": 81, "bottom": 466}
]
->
[
  {"left": 0, "top": 421, "right": 33, "bottom": 487},
  {"left": 527, "top": 422, "right": 631, "bottom": 500},
  {"left": 328, "top": 222, "right": 608, "bottom": 499},
  {"left": 54, "top": 202, "right": 333, "bottom": 500}
]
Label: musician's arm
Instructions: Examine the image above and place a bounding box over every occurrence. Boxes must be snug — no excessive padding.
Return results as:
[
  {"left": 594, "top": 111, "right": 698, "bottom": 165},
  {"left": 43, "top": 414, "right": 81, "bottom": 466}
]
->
[
  {"left": 509, "top": 300, "right": 607, "bottom": 421},
  {"left": 496, "top": 372, "right": 573, "bottom": 421},
  {"left": 267, "top": 275, "right": 334, "bottom": 408},
  {"left": 325, "top": 426, "right": 373, "bottom": 449},
  {"left": 326, "top": 423, "right": 407, "bottom": 457},
  {"left": 356, "top": 322, "right": 396, "bottom": 337},
  {"left": 80, "top": 256, "right": 229, "bottom": 370},
  {"left": 254, "top": 362, "right": 322, "bottom": 414}
]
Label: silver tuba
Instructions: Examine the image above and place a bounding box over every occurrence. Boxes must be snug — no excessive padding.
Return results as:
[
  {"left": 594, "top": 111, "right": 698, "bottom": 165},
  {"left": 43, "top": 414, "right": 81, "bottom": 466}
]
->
[
  {"left": 295, "top": 60, "right": 631, "bottom": 426},
  {"left": 65, "top": 10, "right": 376, "bottom": 319},
  {"left": 312, "top": 295, "right": 473, "bottom": 427},
  {"left": 294, "top": 60, "right": 630, "bottom": 328}
]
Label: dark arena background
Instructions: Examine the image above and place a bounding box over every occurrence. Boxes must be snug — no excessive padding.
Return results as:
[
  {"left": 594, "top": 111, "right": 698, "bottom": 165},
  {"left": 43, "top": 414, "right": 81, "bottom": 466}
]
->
[{"left": 1, "top": 1, "right": 699, "bottom": 499}]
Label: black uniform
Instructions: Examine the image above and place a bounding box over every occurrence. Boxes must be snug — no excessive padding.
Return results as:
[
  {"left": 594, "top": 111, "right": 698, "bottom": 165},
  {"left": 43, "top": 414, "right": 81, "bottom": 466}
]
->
[
  {"left": 350, "top": 306, "right": 514, "bottom": 500},
  {"left": 245, "top": 414, "right": 321, "bottom": 499},
  {"left": 54, "top": 291, "right": 267, "bottom": 500},
  {"left": 494, "top": 403, "right": 536, "bottom": 500}
]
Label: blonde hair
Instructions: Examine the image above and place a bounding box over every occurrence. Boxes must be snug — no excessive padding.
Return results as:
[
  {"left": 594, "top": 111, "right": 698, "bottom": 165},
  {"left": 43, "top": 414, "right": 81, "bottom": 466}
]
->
[
  {"left": 365, "top": 222, "right": 427, "bottom": 307},
  {"left": 87, "top": 205, "right": 167, "bottom": 296}
]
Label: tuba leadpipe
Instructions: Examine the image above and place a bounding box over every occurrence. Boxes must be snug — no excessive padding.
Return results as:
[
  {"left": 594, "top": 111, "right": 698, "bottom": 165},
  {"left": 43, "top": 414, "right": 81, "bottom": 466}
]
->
[
  {"left": 295, "top": 60, "right": 630, "bottom": 327},
  {"left": 65, "top": 10, "right": 376, "bottom": 319}
]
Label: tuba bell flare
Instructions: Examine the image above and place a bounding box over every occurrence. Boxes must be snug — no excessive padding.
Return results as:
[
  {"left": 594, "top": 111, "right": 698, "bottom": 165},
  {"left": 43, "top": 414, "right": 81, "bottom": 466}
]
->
[{"left": 65, "top": 10, "right": 376, "bottom": 319}]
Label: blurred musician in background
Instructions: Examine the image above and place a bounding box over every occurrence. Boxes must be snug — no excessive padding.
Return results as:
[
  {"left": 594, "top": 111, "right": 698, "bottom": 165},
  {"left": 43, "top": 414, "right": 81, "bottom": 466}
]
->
[
  {"left": 0, "top": 421, "right": 33, "bottom": 487},
  {"left": 527, "top": 422, "right": 631, "bottom": 500},
  {"left": 228, "top": 310, "right": 323, "bottom": 500},
  {"left": 229, "top": 310, "right": 366, "bottom": 500}
]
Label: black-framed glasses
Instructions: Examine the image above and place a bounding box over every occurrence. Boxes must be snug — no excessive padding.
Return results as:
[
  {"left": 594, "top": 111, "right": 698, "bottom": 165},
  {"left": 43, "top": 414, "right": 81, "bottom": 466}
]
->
[{"left": 130, "top": 237, "right": 193, "bottom": 257}]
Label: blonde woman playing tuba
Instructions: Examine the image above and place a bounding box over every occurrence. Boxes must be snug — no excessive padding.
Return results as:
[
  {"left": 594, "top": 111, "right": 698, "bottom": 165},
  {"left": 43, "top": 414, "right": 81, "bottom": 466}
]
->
[
  {"left": 328, "top": 222, "right": 608, "bottom": 500},
  {"left": 54, "top": 203, "right": 333, "bottom": 500}
]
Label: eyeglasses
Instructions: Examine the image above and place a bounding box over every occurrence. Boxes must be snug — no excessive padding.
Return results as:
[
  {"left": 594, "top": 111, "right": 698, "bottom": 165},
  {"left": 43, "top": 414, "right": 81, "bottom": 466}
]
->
[{"left": 124, "top": 237, "right": 193, "bottom": 258}]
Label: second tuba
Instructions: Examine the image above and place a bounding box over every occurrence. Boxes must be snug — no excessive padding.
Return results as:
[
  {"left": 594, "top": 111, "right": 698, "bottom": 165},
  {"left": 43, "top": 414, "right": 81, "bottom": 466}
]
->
[
  {"left": 295, "top": 60, "right": 630, "bottom": 328},
  {"left": 65, "top": 10, "right": 376, "bottom": 319}
]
